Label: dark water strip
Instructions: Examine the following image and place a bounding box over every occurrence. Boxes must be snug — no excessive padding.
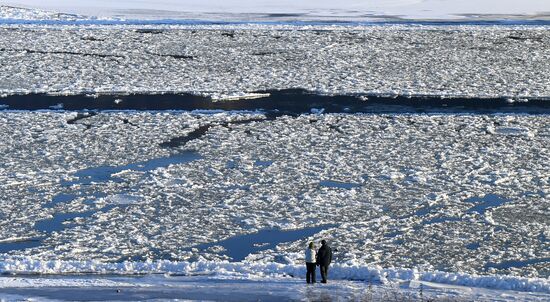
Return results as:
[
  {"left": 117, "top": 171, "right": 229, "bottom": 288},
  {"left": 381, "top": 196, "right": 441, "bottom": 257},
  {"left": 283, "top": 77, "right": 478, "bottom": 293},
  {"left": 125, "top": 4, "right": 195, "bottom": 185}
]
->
[
  {"left": 160, "top": 117, "right": 267, "bottom": 148},
  {"left": 0, "top": 47, "right": 123, "bottom": 59},
  {"left": 0, "top": 239, "right": 42, "bottom": 254},
  {"left": 1, "top": 90, "right": 549, "bottom": 114},
  {"left": 66, "top": 112, "right": 97, "bottom": 125},
  {"left": 34, "top": 205, "right": 118, "bottom": 234},
  {"left": 319, "top": 180, "right": 361, "bottom": 189}
]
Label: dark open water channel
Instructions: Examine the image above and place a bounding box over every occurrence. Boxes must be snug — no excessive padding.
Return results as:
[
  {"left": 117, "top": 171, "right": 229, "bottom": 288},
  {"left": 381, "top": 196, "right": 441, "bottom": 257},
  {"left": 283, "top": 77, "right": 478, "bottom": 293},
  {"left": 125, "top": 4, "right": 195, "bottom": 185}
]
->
[{"left": 1, "top": 89, "right": 549, "bottom": 114}]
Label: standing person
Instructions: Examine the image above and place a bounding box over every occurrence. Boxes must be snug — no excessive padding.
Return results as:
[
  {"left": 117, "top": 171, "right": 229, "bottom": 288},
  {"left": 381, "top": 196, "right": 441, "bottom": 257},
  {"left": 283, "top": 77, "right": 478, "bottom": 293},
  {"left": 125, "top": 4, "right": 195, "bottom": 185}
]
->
[
  {"left": 305, "top": 242, "right": 317, "bottom": 284},
  {"left": 316, "top": 239, "right": 332, "bottom": 283}
]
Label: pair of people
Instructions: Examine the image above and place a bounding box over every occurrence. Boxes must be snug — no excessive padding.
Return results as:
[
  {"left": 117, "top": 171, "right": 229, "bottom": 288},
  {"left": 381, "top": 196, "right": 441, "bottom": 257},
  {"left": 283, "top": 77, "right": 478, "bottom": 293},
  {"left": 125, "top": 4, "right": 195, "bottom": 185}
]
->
[{"left": 305, "top": 239, "right": 332, "bottom": 284}]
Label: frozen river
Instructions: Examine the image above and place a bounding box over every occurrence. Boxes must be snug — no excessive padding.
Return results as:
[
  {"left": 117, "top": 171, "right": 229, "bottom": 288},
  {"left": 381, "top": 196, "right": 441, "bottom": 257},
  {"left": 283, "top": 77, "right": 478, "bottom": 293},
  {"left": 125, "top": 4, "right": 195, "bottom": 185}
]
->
[
  {"left": 0, "top": 8, "right": 549, "bottom": 299},
  {"left": 0, "top": 106, "right": 547, "bottom": 281}
]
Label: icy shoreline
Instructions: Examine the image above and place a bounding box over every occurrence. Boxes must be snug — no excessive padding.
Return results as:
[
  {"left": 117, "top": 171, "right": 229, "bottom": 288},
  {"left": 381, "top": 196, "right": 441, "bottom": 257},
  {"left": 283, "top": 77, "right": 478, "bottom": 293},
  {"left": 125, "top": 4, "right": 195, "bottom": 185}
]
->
[{"left": 1, "top": 259, "right": 549, "bottom": 294}]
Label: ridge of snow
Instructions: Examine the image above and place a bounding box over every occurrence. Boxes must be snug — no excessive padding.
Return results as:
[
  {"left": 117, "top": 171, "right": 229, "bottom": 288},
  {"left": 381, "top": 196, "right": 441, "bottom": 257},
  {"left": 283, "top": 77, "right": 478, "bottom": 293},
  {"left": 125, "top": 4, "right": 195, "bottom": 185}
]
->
[{"left": 0, "top": 259, "right": 549, "bottom": 294}]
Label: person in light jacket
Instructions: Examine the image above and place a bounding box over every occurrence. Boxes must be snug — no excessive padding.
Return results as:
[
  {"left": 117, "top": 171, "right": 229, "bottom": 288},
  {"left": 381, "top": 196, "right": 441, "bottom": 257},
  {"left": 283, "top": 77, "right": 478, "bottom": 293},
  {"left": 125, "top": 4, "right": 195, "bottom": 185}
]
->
[{"left": 305, "top": 242, "right": 317, "bottom": 284}]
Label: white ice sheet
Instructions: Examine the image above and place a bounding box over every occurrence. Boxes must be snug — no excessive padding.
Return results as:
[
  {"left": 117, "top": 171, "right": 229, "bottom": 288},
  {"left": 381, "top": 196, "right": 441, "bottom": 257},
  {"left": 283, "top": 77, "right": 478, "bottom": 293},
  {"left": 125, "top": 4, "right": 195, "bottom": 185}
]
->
[{"left": 1, "top": 0, "right": 550, "bottom": 20}]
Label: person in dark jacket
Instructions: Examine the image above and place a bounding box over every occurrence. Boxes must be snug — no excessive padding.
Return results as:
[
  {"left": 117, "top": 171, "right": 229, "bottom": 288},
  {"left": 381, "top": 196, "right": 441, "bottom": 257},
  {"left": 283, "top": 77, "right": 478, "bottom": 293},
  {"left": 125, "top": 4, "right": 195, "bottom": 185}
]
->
[{"left": 316, "top": 239, "right": 332, "bottom": 283}]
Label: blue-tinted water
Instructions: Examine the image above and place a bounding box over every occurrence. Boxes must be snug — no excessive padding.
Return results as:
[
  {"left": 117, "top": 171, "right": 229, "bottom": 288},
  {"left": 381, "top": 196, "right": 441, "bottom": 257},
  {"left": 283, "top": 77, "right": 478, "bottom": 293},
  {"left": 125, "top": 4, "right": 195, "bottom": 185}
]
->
[
  {"left": 466, "top": 242, "right": 481, "bottom": 250},
  {"left": 412, "top": 194, "right": 510, "bottom": 226},
  {"left": 226, "top": 161, "right": 238, "bottom": 169},
  {"left": 34, "top": 212, "right": 87, "bottom": 234},
  {"left": 41, "top": 151, "right": 201, "bottom": 235},
  {"left": 383, "top": 231, "right": 403, "bottom": 238},
  {"left": 34, "top": 205, "right": 118, "bottom": 234},
  {"left": 465, "top": 194, "right": 510, "bottom": 215},
  {"left": 254, "top": 160, "right": 273, "bottom": 167},
  {"left": 423, "top": 216, "right": 462, "bottom": 225},
  {"left": 43, "top": 193, "right": 78, "bottom": 209},
  {"left": 319, "top": 180, "right": 361, "bottom": 189},
  {"left": 0, "top": 151, "right": 202, "bottom": 254},
  {"left": 194, "top": 225, "right": 336, "bottom": 261},
  {"left": 415, "top": 206, "right": 439, "bottom": 216},
  {"left": 0, "top": 239, "right": 42, "bottom": 254},
  {"left": 63, "top": 151, "right": 201, "bottom": 186}
]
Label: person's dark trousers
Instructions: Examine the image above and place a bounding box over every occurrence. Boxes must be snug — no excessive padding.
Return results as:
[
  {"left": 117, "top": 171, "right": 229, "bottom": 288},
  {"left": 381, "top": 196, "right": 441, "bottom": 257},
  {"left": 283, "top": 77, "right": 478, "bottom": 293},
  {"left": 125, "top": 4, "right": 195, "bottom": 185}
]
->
[
  {"left": 320, "top": 265, "right": 329, "bottom": 283},
  {"left": 306, "top": 262, "right": 317, "bottom": 283}
]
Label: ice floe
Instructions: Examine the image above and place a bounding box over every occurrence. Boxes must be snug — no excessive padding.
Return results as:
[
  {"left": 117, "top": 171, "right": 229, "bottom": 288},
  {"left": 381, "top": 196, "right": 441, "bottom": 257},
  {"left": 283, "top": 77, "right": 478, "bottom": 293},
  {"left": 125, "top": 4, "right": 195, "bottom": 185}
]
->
[
  {"left": 0, "top": 111, "right": 548, "bottom": 279},
  {"left": 2, "top": 25, "right": 550, "bottom": 100}
]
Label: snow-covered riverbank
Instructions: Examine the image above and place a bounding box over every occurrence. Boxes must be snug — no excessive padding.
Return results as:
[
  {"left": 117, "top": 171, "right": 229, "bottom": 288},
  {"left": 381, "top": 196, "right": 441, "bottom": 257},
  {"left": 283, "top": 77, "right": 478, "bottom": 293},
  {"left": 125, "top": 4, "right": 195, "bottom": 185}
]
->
[
  {"left": 2, "top": 0, "right": 550, "bottom": 21},
  {"left": 1, "top": 259, "right": 550, "bottom": 295},
  {"left": 1, "top": 272, "right": 550, "bottom": 301}
]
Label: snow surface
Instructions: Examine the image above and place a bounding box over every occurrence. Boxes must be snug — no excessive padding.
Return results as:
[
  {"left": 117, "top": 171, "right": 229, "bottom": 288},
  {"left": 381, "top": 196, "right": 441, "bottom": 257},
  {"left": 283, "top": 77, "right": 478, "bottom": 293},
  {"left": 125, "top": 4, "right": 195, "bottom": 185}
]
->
[
  {"left": 3, "top": 275, "right": 547, "bottom": 302},
  {"left": 1, "top": 1, "right": 550, "bottom": 21},
  {"left": 1, "top": 26, "right": 550, "bottom": 99},
  {"left": 1, "top": 272, "right": 550, "bottom": 301},
  {"left": 0, "top": 275, "right": 138, "bottom": 288}
]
